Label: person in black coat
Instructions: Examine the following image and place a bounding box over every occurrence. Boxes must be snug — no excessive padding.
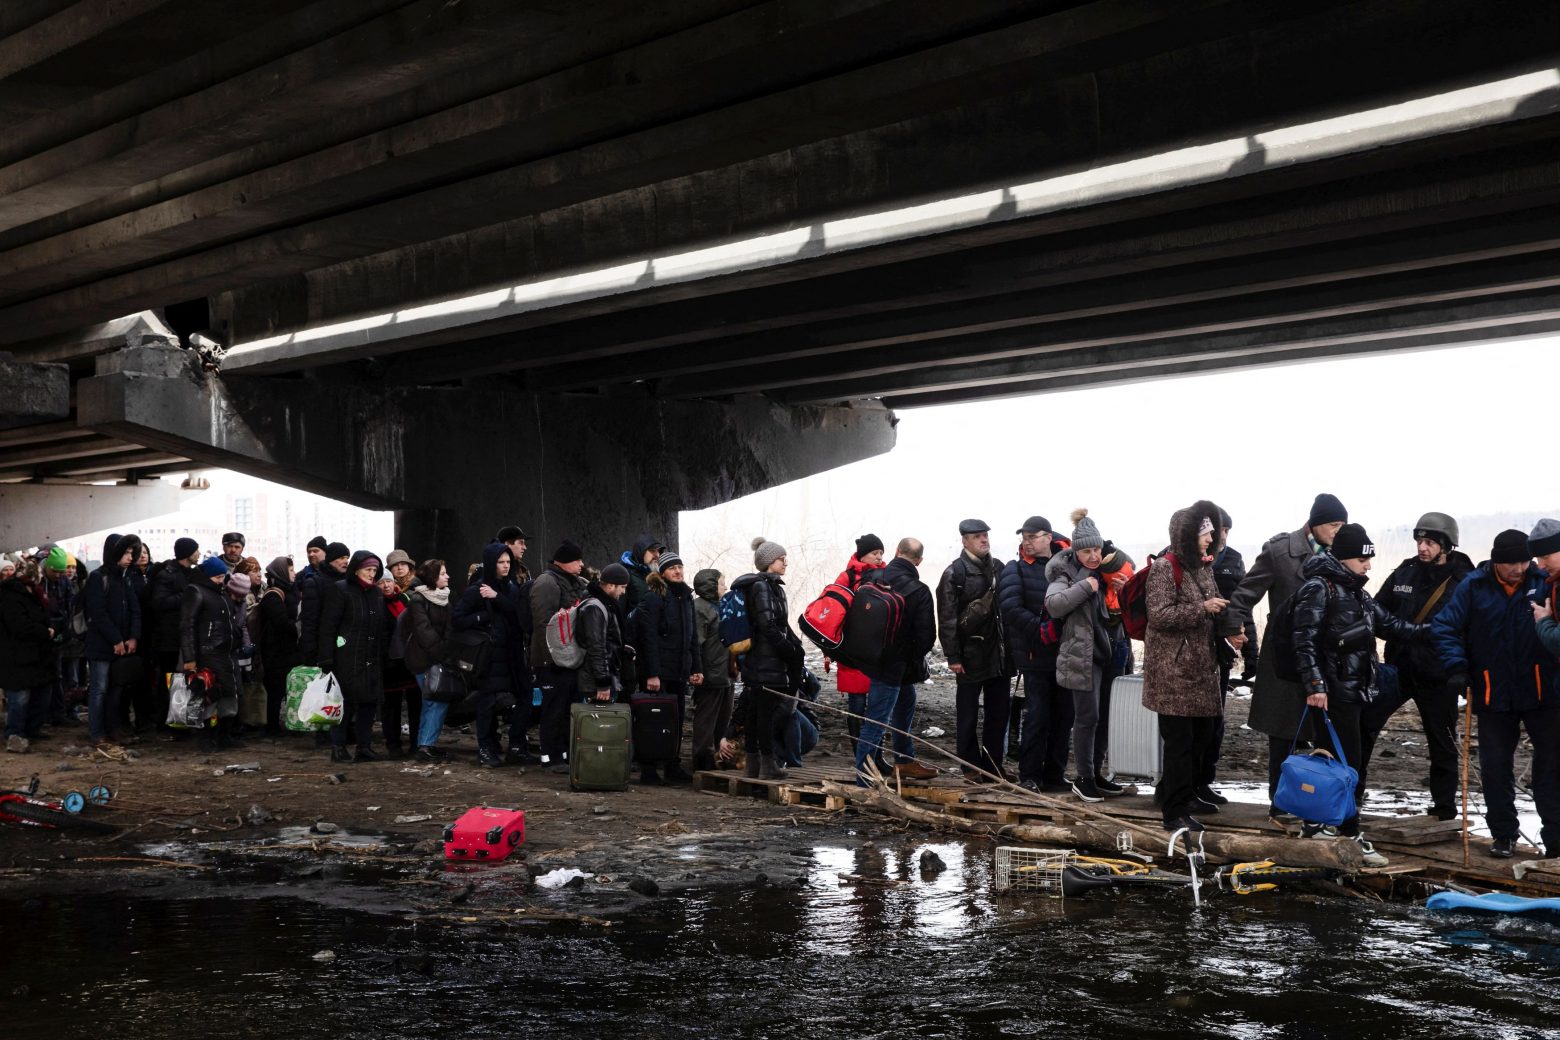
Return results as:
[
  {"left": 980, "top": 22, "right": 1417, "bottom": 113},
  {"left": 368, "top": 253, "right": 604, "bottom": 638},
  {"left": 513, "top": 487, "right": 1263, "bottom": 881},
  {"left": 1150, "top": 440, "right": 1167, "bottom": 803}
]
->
[
  {"left": 451, "top": 542, "right": 526, "bottom": 769},
  {"left": 854, "top": 538, "right": 938, "bottom": 784},
  {"left": 576, "top": 563, "right": 631, "bottom": 700},
  {"left": 635, "top": 552, "right": 702, "bottom": 784},
  {"left": 732, "top": 537, "right": 804, "bottom": 781},
  {"left": 299, "top": 541, "right": 350, "bottom": 663},
  {"left": 318, "top": 550, "right": 392, "bottom": 762},
  {"left": 257, "top": 556, "right": 302, "bottom": 734},
  {"left": 1200, "top": 510, "right": 1260, "bottom": 803},
  {"left": 1, "top": 560, "right": 58, "bottom": 751},
  {"left": 82, "top": 533, "right": 143, "bottom": 747},
  {"left": 1364, "top": 512, "right": 1475, "bottom": 820},
  {"left": 149, "top": 538, "right": 200, "bottom": 728},
  {"left": 999, "top": 517, "right": 1073, "bottom": 793},
  {"left": 181, "top": 556, "right": 245, "bottom": 750},
  {"left": 1293, "top": 524, "right": 1427, "bottom": 862}
]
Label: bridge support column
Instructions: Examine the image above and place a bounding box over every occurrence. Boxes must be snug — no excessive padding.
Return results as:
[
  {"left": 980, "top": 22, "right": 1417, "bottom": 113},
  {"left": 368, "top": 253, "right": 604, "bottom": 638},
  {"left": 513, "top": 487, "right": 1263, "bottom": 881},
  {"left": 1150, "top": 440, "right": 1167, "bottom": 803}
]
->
[{"left": 78, "top": 344, "right": 896, "bottom": 571}]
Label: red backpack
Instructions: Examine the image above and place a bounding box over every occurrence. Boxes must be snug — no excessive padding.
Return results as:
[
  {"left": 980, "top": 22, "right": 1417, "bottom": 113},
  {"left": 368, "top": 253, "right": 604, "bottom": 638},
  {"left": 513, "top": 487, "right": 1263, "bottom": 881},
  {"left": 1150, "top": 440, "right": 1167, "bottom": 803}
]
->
[
  {"left": 799, "top": 583, "right": 854, "bottom": 655},
  {"left": 1119, "top": 552, "right": 1182, "bottom": 641}
]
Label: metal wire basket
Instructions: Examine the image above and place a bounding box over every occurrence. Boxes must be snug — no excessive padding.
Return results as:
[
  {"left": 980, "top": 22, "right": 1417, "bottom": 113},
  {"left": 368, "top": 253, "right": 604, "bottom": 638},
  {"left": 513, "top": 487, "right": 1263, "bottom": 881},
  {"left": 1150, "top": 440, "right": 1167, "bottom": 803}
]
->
[{"left": 993, "top": 846, "right": 1075, "bottom": 895}]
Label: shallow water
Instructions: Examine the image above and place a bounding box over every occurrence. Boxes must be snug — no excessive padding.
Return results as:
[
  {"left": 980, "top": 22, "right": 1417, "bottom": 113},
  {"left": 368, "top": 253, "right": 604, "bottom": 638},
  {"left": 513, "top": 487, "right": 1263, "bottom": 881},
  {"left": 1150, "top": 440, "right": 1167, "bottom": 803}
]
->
[{"left": 3, "top": 839, "right": 1557, "bottom": 1039}]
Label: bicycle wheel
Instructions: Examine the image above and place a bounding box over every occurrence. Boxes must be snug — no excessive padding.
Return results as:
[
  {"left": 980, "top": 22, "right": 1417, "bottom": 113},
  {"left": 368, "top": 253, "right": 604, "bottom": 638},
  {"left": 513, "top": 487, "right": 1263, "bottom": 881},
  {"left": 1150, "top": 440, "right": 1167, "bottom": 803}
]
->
[{"left": 4, "top": 800, "right": 118, "bottom": 835}]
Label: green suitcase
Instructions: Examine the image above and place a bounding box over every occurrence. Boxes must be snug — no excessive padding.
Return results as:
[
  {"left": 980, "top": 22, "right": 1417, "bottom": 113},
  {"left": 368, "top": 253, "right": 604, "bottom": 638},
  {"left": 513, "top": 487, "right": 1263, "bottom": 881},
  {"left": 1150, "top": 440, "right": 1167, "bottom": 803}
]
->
[{"left": 570, "top": 701, "right": 632, "bottom": 791}]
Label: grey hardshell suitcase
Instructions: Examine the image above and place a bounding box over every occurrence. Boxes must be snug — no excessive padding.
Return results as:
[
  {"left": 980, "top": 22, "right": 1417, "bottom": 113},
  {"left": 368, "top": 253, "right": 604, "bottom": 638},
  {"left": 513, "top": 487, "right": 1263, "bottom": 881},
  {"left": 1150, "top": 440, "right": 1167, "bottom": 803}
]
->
[
  {"left": 570, "top": 701, "right": 632, "bottom": 791},
  {"left": 1106, "top": 674, "right": 1162, "bottom": 783}
]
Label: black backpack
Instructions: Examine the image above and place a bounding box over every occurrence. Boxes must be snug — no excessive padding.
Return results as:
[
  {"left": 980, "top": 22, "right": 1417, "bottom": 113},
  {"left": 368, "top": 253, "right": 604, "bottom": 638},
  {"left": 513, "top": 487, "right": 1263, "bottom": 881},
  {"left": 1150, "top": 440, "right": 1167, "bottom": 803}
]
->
[{"left": 1267, "top": 579, "right": 1333, "bottom": 683}]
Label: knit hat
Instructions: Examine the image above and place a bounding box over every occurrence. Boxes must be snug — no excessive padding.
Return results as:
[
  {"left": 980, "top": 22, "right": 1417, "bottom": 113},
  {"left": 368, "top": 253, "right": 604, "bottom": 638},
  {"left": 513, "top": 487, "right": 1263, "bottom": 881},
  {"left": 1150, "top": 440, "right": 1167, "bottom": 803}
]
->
[
  {"left": 1491, "top": 529, "right": 1531, "bottom": 565},
  {"left": 1015, "top": 516, "right": 1052, "bottom": 535},
  {"left": 1069, "top": 508, "right": 1103, "bottom": 552},
  {"left": 1099, "top": 541, "right": 1132, "bottom": 575},
  {"left": 1308, "top": 493, "right": 1348, "bottom": 528},
  {"left": 1330, "top": 523, "right": 1376, "bottom": 560},
  {"left": 552, "top": 540, "right": 583, "bottom": 564},
  {"left": 1527, "top": 518, "right": 1560, "bottom": 558},
  {"left": 752, "top": 536, "right": 787, "bottom": 571},
  {"left": 307, "top": 535, "right": 329, "bottom": 553},
  {"left": 325, "top": 541, "right": 350, "bottom": 563},
  {"left": 854, "top": 533, "right": 884, "bottom": 558},
  {"left": 221, "top": 531, "right": 245, "bottom": 548},
  {"left": 199, "top": 556, "right": 229, "bottom": 580},
  {"left": 600, "top": 562, "right": 631, "bottom": 586},
  {"left": 227, "top": 572, "right": 252, "bottom": 596},
  {"left": 173, "top": 537, "right": 199, "bottom": 561},
  {"left": 1218, "top": 508, "right": 1232, "bottom": 531},
  {"left": 496, "top": 525, "right": 528, "bottom": 543},
  {"left": 656, "top": 550, "right": 684, "bottom": 573},
  {"left": 385, "top": 549, "right": 413, "bottom": 569},
  {"left": 45, "top": 546, "right": 69, "bottom": 571}
]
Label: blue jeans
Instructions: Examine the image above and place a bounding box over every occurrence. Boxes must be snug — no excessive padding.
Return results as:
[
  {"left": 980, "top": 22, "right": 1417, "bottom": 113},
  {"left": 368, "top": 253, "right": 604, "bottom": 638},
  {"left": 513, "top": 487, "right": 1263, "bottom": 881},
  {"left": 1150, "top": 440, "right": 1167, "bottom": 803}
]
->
[
  {"left": 856, "top": 678, "right": 919, "bottom": 780},
  {"left": 4, "top": 684, "right": 50, "bottom": 739},
  {"left": 414, "top": 673, "right": 449, "bottom": 748},
  {"left": 776, "top": 708, "right": 819, "bottom": 766},
  {"left": 87, "top": 659, "right": 119, "bottom": 743}
]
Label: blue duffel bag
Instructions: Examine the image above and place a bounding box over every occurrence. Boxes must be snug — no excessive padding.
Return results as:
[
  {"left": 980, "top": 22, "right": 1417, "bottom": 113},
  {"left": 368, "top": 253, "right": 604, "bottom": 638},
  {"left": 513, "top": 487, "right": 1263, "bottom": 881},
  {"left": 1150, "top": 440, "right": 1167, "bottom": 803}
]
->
[{"left": 1273, "top": 707, "right": 1358, "bottom": 826}]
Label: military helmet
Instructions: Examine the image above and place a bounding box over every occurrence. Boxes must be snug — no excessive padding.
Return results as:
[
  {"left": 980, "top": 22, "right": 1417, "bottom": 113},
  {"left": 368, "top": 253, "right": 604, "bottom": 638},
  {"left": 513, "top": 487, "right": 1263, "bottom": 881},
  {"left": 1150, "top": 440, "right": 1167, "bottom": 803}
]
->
[{"left": 1412, "top": 511, "right": 1459, "bottom": 548}]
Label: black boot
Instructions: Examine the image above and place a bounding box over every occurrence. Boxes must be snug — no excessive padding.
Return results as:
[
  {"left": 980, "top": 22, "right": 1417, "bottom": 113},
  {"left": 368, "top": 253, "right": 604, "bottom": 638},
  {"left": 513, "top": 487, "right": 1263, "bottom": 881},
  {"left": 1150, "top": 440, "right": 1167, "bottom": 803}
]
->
[{"left": 196, "top": 723, "right": 218, "bottom": 753}]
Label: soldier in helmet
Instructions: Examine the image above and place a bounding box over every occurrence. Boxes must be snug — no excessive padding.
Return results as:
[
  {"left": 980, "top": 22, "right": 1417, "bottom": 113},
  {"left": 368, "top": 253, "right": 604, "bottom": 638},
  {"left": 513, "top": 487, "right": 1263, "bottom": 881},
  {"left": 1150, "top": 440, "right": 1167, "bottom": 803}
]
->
[{"left": 1366, "top": 512, "right": 1475, "bottom": 820}]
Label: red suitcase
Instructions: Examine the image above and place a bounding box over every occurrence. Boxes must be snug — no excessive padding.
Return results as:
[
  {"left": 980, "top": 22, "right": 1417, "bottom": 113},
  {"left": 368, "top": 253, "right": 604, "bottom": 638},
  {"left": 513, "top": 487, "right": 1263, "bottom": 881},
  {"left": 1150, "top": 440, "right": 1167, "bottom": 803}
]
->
[{"left": 442, "top": 806, "right": 525, "bottom": 861}]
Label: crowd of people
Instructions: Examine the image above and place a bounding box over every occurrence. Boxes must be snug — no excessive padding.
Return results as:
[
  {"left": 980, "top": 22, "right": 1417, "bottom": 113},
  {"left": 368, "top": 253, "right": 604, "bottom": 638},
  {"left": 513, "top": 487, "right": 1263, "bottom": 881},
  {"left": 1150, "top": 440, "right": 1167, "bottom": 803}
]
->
[{"left": 1, "top": 496, "right": 1556, "bottom": 869}]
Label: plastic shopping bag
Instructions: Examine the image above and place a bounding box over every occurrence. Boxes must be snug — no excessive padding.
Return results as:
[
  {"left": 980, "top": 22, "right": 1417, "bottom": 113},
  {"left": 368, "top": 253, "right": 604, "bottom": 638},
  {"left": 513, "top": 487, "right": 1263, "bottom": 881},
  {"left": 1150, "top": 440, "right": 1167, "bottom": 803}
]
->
[
  {"left": 299, "top": 671, "right": 345, "bottom": 727},
  {"left": 165, "top": 672, "right": 214, "bottom": 729}
]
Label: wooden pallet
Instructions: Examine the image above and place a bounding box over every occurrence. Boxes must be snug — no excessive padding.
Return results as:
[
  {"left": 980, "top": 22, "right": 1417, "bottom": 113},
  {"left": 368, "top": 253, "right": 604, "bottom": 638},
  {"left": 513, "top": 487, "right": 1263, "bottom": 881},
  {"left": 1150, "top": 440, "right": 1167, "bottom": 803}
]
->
[
  {"left": 779, "top": 784, "right": 847, "bottom": 811},
  {"left": 693, "top": 766, "right": 852, "bottom": 804}
]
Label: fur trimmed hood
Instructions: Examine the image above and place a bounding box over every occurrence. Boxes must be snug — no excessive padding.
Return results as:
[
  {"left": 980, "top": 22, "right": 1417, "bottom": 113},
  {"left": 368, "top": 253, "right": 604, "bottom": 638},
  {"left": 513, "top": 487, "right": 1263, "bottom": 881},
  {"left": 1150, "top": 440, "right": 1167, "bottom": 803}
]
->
[{"left": 1168, "top": 500, "right": 1223, "bottom": 570}]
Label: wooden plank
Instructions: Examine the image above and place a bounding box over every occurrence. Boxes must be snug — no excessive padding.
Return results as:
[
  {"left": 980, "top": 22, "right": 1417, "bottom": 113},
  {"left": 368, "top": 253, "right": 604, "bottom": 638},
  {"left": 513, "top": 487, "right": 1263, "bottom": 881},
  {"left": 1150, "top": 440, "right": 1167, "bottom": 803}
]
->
[{"left": 1369, "top": 818, "right": 1467, "bottom": 846}]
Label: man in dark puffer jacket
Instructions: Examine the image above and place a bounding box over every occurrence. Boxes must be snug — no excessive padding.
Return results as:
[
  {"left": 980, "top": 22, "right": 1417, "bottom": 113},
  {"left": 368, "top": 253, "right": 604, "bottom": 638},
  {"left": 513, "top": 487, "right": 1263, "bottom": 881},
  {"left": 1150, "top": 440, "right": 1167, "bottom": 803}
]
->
[
  {"left": 1000, "top": 516, "right": 1072, "bottom": 793},
  {"left": 732, "top": 537, "right": 804, "bottom": 781},
  {"left": 635, "top": 551, "right": 701, "bottom": 785}
]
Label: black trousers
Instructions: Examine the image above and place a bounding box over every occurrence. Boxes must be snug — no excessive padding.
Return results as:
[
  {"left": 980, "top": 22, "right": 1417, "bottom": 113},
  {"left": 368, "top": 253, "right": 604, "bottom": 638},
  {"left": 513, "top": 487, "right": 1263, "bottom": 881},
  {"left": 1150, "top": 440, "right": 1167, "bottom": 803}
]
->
[
  {"left": 956, "top": 675, "right": 1011, "bottom": 775},
  {"left": 1158, "top": 714, "right": 1218, "bottom": 821},
  {"left": 1204, "top": 667, "right": 1233, "bottom": 784},
  {"left": 1477, "top": 708, "right": 1560, "bottom": 851},
  {"left": 1305, "top": 701, "right": 1365, "bottom": 837},
  {"left": 1018, "top": 668, "right": 1073, "bottom": 786},
  {"left": 331, "top": 698, "right": 377, "bottom": 750},
  {"left": 743, "top": 682, "right": 788, "bottom": 754},
  {"left": 381, "top": 683, "right": 422, "bottom": 751},
  {"left": 1362, "top": 678, "right": 1460, "bottom": 812},
  {"left": 262, "top": 667, "right": 288, "bottom": 732},
  {"left": 537, "top": 665, "right": 574, "bottom": 762}
]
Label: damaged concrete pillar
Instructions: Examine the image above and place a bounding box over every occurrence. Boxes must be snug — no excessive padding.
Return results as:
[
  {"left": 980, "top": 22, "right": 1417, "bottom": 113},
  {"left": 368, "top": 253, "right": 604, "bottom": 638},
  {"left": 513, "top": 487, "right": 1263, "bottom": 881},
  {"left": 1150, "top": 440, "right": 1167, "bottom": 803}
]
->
[
  {"left": 0, "top": 355, "right": 69, "bottom": 429},
  {"left": 78, "top": 343, "right": 897, "bottom": 570}
]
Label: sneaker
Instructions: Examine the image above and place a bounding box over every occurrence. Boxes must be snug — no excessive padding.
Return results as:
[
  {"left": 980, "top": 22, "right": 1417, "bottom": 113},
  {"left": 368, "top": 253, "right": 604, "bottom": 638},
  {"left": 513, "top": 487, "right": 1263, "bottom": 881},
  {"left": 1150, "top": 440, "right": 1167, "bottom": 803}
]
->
[
  {"left": 1018, "top": 778, "right": 1041, "bottom": 793},
  {"left": 476, "top": 750, "right": 503, "bottom": 769},
  {"left": 1093, "top": 775, "right": 1126, "bottom": 796},
  {"left": 5, "top": 734, "right": 28, "bottom": 753},
  {"left": 663, "top": 763, "right": 693, "bottom": 784},
  {"left": 1194, "top": 785, "right": 1229, "bottom": 806},
  {"left": 1428, "top": 805, "right": 1458, "bottom": 822},
  {"left": 1163, "top": 815, "right": 1205, "bottom": 833},
  {"left": 894, "top": 760, "right": 939, "bottom": 781},
  {"left": 1071, "top": 777, "right": 1104, "bottom": 803},
  {"left": 1357, "top": 838, "right": 1389, "bottom": 867},
  {"left": 1040, "top": 780, "right": 1071, "bottom": 794},
  {"left": 1302, "top": 822, "right": 1340, "bottom": 840},
  {"left": 1490, "top": 837, "right": 1516, "bottom": 859}
]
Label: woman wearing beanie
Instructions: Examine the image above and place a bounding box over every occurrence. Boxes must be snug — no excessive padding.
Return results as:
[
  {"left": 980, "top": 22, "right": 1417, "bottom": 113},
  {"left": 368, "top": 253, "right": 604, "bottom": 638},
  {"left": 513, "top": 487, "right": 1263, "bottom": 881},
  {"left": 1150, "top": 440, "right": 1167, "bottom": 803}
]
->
[
  {"left": 634, "top": 551, "right": 701, "bottom": 784},
  {"left": 406, "top": 559, "right": 453, "bottom": 762},
  {"left": 1143, "top": 502, "right": 1229, "bottom": 832},
  {"left": 1045, "top": 509, "right": 1127, "bottom": 802},
  {"left": 318, "top": 551, "right": 392, "bottom": 762},
  {"left": 1, "top": 559, "right": 58, "bottom": 752},
  {"left": 1292, "top": 523, "right": 1428, "bottom": 865},
  {"left": 731, "top": 537, "right": 805, "bottom": 780},
  {"left": 257, "top": 557, "right": 301, "bottom": 734},
  {"left": 180, "top": 556, "right": 244, "bottom": 751},
  {"left": 831, "top": 534, "right": 887, "bottom": 753}
]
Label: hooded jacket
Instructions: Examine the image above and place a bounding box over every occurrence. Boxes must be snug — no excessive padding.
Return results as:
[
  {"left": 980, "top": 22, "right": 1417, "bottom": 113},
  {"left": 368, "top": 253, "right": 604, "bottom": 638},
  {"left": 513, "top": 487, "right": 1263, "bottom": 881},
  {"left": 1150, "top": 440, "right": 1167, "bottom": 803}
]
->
[
  {"left": 937, "top": 550, "right": 1008, "bottom": 682},
  {"left": 867, "top": 555, "right": 936, "bottom": 685},
  {"left": 529, "top": 562, "right": 589, "bottom": 671},
  {"left": 0, "top": 574, "right": 57, "bottom": 690},
  {"left": 1045, "top": 548, "right": 1112, "bottom": 692},
  {"left": 317, "top": 550, "right": 392, "bottom": 705},
  {"left": 575, "top": 582, "right": 627, "bottom": 695},
  {"left": 829, "top": 554, "right": 887, "bottom": 694},
  {"left": 1293, "top": 552, "right": 1425, "bottom": 707},
  {"left": 257, "top": 559, "right": 302, "bottom": 681},
  {"left": 452, "top": 543, "right": 526, "bottom": 694},
  {"left": 692, "top": 569, "right": 732, "bottom": 690},
  {"left": 1432, "top": 561, "right": 1556, "bottom": 714},
  {"left": 404, "top": 585, "right": 451, "bottom": 675},
  {"left": 1221, "top": 525, "right": 1322, "bottom": 739},
  {"left": 180, "top": 573, "right": 242, "bottom": 696},
  {"left": 619, "top": 532, "right": 660, "bottom": 616},
  {"left": 1375, "top": 550, "right": 1476, "bottom": 686},
  {"left": 732, "top": 571, "right": 802, "bottom": 688},
  {"left": 149, "top": 558, "right": 201, "bottom": 655},
  {"left": 83, "top": 533, "right": 143, "bottom": 661},
  {"left": 1142, "top": 501, "right": 1224, "bottom": 717},
  {"left": 637, "top": 570, "right": 698, "bottom": 684}
]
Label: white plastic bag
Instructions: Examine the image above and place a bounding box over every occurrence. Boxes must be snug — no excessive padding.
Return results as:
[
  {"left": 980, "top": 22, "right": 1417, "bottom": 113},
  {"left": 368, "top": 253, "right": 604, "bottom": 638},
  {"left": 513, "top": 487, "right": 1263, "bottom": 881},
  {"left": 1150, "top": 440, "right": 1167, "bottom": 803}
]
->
[
  {"left": 299, "top": 671, "right": 345, "bottom": 727},
  {"left": 166, "top": 672, "right": 214, "bottom": 729}
]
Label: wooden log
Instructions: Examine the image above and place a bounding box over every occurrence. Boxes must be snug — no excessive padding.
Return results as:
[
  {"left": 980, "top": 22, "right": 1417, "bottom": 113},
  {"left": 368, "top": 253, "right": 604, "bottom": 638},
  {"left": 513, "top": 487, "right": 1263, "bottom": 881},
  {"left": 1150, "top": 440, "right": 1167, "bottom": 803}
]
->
[{"left": 820, "top": 782, "right": 1363, "bottom": 872}]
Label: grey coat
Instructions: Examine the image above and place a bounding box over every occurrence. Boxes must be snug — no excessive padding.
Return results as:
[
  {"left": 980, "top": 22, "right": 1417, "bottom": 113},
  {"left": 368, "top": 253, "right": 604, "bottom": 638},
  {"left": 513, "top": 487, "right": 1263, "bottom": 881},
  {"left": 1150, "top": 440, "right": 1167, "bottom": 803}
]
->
[
  {"left": 1220, "top": 526, "right": 1318, "bottom": 739},
  {"left": 1045, "top": 549, "right": 1111, "bottom": 693}
]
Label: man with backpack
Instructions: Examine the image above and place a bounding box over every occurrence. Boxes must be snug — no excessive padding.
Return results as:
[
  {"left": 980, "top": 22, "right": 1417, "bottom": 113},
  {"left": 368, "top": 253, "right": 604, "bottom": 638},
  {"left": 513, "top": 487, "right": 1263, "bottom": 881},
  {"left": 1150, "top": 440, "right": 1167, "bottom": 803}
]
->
[
  {"left": 530, "top": 540, "right": 590, "bottom": 772},
  {"left": 855, "top": 538, "right": 938, "bottom": 784},
  {"left": 691, "top": 568, "right": 734, "bottom": 772},
  {"left": 1000, "top": 516, "right": 1073, "bottom": 794},
  {"left": 1219, "top": 493, "right": 1349, "bottom": 821},
  {"left": 1367, "top": 512, "right": 1476, "bottom": 821},
  {"left": 937, "top": 519, "right": 1012, "bottom": 783}
]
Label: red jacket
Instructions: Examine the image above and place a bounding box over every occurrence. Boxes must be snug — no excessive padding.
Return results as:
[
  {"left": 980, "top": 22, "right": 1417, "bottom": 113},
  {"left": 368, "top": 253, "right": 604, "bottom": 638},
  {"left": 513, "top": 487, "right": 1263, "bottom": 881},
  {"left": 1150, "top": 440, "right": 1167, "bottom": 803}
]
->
[{"left": 831, "top": 554, "right": 886, "bottom": 694}]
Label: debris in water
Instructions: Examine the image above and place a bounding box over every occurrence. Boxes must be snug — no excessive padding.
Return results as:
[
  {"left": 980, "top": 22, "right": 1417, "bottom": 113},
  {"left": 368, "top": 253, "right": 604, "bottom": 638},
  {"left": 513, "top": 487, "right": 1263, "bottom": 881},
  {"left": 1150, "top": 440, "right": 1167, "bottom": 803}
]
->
[
  {"left": 312, "top": 950, "right": 336, "bottom": 963},
  {"left": 224, "top": 762, "right": 262, "bottom": 774},
  {"left": 536, "top": 868, "right": 592, "bottom": 890},
  {"left": 394, "top": 814, "right": 432, "bottom": 824},
  {"left": 919, "top": 850, "right": 947, "bottom": 874},
  {"left": 311, "top": 821, "right": 340, "bottom": 835},
  {"left": 245, "top": 804, "right": 274, "bottom": 825}
]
